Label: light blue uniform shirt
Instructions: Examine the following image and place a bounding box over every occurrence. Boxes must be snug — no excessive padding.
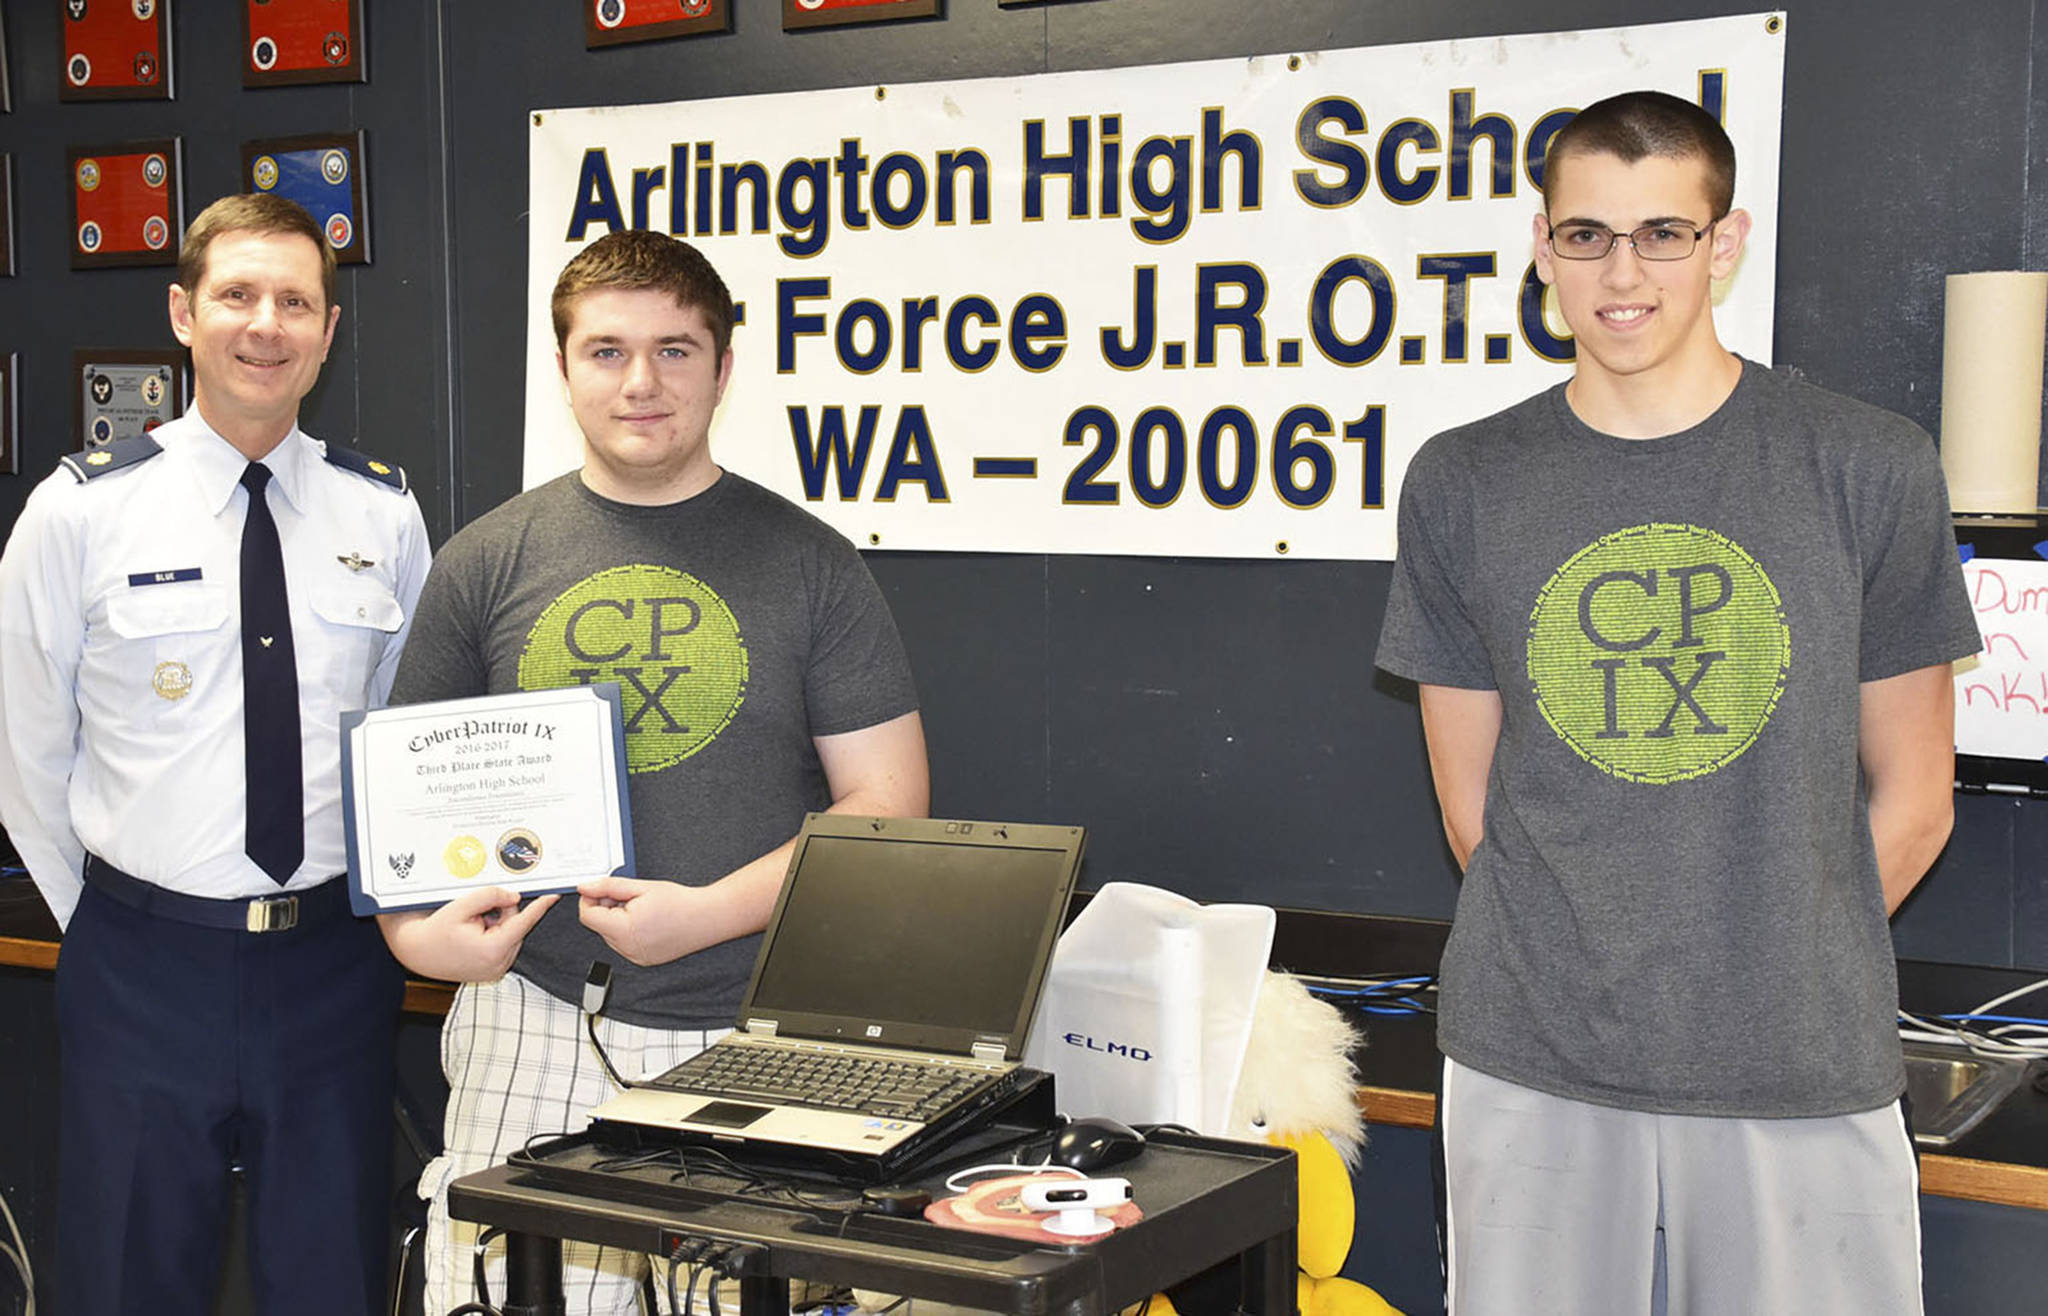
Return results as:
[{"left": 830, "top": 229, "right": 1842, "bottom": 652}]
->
[{"left": 0, "top": 411, "right": 431, "bottom": 925}]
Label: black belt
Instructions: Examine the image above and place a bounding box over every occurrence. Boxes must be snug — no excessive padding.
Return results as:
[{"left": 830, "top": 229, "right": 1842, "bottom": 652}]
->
[{"left": 82, "top": 855, "right": 350, "bottom": 934}]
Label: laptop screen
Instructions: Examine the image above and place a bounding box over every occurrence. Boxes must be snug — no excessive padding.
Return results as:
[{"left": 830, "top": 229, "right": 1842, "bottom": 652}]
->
[{"left": 741, "top": 817, "right": 1086, "bottom": 1057}]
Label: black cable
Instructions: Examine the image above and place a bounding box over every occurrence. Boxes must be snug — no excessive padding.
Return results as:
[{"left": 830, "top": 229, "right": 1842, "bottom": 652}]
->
[
  {"left": 682, "top": 1261, "right": 705, "bottom": 1316},
  {"left": 512, "top": 1130, "right": 593, "bottom": 1163},
  {"left": 444, "top": 1305, "right": 504, "bottom": 1316},
  {"left": 671, "top": 1244, "right": 712, "bottom": 1309},
  {"left": 580, "top": 961, "right": 632, "bottom": 1091},
  {"left": 471, "top": 1226, "right": 503, "bottom": 1308},
  {"left": 713, "top": 1244, "right": 763, "bottom": 1278},
  {"left": 585, "top": 1009, "right": 631, "bottom": 1090}
]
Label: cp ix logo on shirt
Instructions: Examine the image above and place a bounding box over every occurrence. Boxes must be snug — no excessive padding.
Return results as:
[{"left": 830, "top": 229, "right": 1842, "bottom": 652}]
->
[
  {"left": 1524, "top": 523, "right": 1790, "bottom": 784},
  {"left": 518, "top": 564, "right": 750, "bottom": 774}
]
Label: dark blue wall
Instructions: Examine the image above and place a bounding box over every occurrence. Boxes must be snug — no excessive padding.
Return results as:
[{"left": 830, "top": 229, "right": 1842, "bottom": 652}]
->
[
  {"left": 5, "top": 1, "right": 2048, "bottom": 1312},
  {"left": 1, "top": 2, "right": 2043, "bottom": 959}
]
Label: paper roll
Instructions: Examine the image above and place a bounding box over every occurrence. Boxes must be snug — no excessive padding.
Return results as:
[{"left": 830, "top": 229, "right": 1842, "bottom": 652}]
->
[{"left": 1941, "top": 271, "right": 2048, "bottom": 513}]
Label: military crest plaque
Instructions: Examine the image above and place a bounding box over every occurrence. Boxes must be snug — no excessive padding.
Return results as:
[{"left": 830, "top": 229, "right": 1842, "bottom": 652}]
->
[
  {"left": 74, "top": 348, "right": 187, "bottom": 450},
  {"left": 243, "top": 130, "right": 370, "bottom": 264},
  {"left": 61, "top": 0, "right": 175, "bottom": 102}
]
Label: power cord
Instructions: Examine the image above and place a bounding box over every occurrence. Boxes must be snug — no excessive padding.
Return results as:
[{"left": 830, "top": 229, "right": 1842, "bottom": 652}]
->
[
  {"left": 0, "top": 1187, "right": 32, "bottom": 1315},
  {"left": 706, "top": 1245, "right": 733, "bottom": 1316}
]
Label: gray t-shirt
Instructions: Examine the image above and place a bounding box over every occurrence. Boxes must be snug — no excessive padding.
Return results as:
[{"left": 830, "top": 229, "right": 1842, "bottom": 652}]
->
[
  {"left": 391, "top": 471, "right": 920, "bottom": 1028},
  {"left": 1376, "top": 360, "right": 1980, "bottom": 1118}
]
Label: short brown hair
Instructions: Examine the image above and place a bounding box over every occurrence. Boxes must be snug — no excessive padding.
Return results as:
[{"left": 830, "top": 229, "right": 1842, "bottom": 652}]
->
[
  {"left": 1542, "top": 90, "right": 1736, "bottom": 220},
  {"left": 551, "top": 230, "right": 735, "bottom": 357},
  {"left": 177, "top": 193, "right": 336, "bottom": 309}
]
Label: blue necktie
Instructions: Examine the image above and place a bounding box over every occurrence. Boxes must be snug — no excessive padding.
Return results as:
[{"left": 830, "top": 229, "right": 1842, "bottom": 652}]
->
[{"left": 240, "top": 463, "right": 303, "bottom": 883}]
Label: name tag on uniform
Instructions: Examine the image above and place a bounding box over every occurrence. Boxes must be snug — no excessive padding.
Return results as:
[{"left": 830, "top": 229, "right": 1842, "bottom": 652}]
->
[{"left": 127, "top": 568, "right": 203, "bottom": 587}]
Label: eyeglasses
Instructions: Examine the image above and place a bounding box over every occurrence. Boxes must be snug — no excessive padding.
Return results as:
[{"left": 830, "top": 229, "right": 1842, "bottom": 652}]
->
[{"left": 1545, "top": 219, "right": 1716, "bottom": 262}]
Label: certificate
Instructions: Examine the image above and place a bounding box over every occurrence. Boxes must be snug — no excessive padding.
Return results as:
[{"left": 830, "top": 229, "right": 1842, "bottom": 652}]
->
[{"left": 342, "top": 685, "right": 636, "bottom": 915}]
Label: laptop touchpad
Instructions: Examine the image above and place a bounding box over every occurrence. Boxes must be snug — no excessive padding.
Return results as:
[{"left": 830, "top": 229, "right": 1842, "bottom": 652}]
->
[{"left": 689, "top": 1101, "right": 772, "bottom": 1128}]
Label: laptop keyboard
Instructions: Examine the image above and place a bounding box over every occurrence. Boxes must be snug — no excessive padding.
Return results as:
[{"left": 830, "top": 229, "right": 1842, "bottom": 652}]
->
[{"left": 647, "top": 1044, "right": 1003, "bottom": 1121}]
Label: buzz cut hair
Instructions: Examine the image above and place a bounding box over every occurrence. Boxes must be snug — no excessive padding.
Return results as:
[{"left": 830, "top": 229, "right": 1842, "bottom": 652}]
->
[
  {"left": 550, "top": 229, "right": 735, "bottom": 358},
  {"left": 1541, "top": 90, "right": 1736, "bottom": 220},
  {"left": 178, "top": 193, "right": 337, "bottom": 310}
]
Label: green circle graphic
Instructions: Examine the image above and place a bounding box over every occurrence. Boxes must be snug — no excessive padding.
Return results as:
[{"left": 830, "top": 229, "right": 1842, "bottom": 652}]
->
[
  {"left": 518, "top": 564, "right": 749, "bottom": 774},
  {"left": 1525, "top": 523, "right": 1789, "bottom": 784}
]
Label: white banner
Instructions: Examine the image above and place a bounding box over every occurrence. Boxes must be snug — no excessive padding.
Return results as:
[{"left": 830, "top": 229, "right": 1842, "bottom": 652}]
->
[{"left": 526, "top": 13, "right": 1786, "bottom": 561}]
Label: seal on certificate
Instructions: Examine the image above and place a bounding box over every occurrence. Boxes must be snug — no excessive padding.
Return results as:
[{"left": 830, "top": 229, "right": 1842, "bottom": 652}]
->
[
  {"left": 443, "top": 835, "right": 488, "bottom": 879},
  {"left": 496, "top": 828, "right": 542, "bottom": 874}
]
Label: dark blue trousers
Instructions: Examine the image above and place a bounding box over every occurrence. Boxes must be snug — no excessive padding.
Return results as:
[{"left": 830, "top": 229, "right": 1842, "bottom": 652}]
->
[{"left": 54, "top": 882, "right": 404, "bottom": 1315}]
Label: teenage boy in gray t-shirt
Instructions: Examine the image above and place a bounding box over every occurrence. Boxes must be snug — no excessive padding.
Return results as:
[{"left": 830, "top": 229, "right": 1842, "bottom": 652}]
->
[
  {"left": 1376, "top": 91, "right": 1978, "bottom": 1314},
  {"left": 377, "top": 230, "right": 930, "bottom": 1315}
]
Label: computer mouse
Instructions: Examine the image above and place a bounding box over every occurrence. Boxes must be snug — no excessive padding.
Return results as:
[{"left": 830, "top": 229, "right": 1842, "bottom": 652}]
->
[{"left": 1051, "top": 1116, "right": 1146, "bottom": 1171}]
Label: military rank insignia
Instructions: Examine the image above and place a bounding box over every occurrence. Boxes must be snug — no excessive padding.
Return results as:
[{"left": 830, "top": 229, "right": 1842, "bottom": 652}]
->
[
  {"left": 61, "top": 0, "right": 174, "bottom": 103},
  {"left": 69, "top": 139, "right": 183, "bottom": 270},
  {"left": 244, "top": 0, "right": 365, "bottom": 87},
  {"left": 242, "top": 130, "right": 370, "bottom": 265}
]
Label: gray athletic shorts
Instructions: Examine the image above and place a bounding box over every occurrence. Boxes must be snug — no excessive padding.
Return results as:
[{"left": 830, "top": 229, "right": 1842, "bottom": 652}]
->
[{"left": 1440, "top": 1057, "right": 1923, "bottom": 1316}]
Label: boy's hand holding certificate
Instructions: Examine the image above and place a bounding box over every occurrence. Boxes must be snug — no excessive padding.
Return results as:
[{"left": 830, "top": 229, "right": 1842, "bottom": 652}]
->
[{"left": 341, "top": 685, "right": 636, "bottom": 916}]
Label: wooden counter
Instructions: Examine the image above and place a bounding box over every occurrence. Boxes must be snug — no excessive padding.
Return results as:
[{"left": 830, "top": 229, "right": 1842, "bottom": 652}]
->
[{"left": 4, "top": 884, "right": 2044, "bottom": 1211}]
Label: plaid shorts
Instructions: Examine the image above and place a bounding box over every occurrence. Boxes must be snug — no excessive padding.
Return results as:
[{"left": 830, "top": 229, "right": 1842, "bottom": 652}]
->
[{"left": 419, "top": 971, "right": 724, "bottom": 1316}]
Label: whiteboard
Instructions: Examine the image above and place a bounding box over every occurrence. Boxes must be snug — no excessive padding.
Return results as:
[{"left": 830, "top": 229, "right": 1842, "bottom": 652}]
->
[{"left": 1956, "top": 553, "right": 2048, "bottom": 772}]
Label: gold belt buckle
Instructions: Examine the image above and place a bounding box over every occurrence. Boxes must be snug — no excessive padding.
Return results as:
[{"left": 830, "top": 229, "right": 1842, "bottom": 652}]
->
[{"left": 245, "top": 895, "right": 299, "bottom": 933}]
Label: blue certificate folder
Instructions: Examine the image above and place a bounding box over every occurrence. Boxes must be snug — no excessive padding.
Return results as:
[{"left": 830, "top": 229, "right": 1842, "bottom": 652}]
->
[{"left": 340, "top": 683, "right": 637, "bottom": 917}]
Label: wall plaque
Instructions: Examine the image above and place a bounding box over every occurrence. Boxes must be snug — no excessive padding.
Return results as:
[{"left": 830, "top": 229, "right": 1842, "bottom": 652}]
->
[
  {"left": 70, "top": 139, "right": 183, "bottom": 270},
  {"left": 0, "top": 355, "right": 17, "bottom": 476},
  {"left": 1, "top": 8, "right": 14, "bottom": 112},
  {"left": 74, "top": 348, "right": 187, "bottom": 450},
  {"left": 588, "top": 0, "right": 731, "bottom": 46},
  {"left": 245, "top": 0, "right": 366, "bottom": 87},
  {"left": 0, "top": 154, "right": 13, "bottom": 277},
  {"left": 783, "top": 0, "right": 940, "bottom": 31},
  {"left": 61, "top": 0, "right": 174, "bottom": 102},
  {"left": 244, "top": 130, "right": 370, "bottom": 264}
]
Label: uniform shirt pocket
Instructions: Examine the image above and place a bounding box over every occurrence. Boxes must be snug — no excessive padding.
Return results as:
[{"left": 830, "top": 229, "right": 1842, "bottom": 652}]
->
[
  {"left": 308, "top": 580, "right": 405, "bottom": 699},
  {"left": 105, "top": 582, "right": 233, "bottom": 639},
  {"left": 311, "top": 582, "right": 405, "bottom": 634}
]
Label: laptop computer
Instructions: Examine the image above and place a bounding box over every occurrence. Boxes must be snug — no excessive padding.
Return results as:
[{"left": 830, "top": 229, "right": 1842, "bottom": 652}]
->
[{"left": 585, "top": 814, "right": 1085, "bottom": 1173}]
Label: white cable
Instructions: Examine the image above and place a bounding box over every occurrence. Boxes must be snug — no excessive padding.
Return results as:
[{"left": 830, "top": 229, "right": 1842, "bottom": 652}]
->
[
  {"left": 1897, "top": 974, "right": 2048, "bottom": 1061},
  {"left": 942, "top": 1162, "right": 1079, "bottom": 1194},
  {"left": 0, "top": 1187, "right": 33, "bottom": 1316},
  {"left": 1959, "top": 976, "right": 2048, "bottom": 1022}
]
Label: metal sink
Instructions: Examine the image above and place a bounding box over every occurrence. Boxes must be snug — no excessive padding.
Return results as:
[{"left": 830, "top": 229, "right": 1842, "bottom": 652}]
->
[{"left": 1902, "top": 1041, "right": 2031, "bottom": 1147}]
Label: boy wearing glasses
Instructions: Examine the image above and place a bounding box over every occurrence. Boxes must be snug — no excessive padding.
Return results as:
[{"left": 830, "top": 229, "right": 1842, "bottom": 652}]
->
[{"left": 1376, "top": 91, "right": 1977, "bottom": 1313}]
